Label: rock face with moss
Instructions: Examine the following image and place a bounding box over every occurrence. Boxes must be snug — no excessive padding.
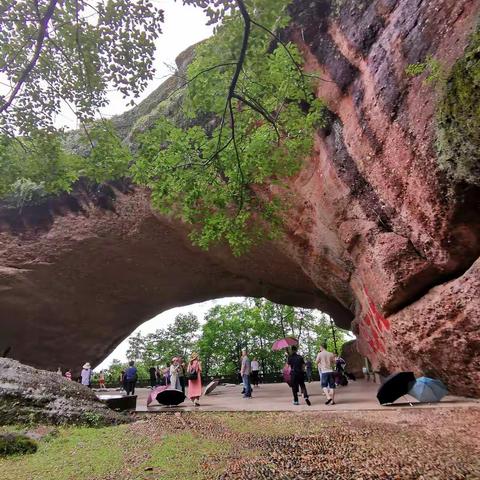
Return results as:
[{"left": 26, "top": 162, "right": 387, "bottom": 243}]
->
[
  {"left": 0, "top": 359, "right": 129, "bottom": 425},
  {"left": 0, "top": 0, "right": 479, "bottom": 396}
]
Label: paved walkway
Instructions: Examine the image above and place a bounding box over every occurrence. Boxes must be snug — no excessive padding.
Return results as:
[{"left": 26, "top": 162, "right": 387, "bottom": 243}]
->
[{"left": 125, "top": 380, "right": 478, "bottom": 412}]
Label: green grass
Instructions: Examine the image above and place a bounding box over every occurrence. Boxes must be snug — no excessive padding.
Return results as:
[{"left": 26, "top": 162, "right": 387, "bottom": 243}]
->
[
  {"left": 140, "top": 432, "right": 232, "bottom": 480},
  {"left": 0, "top": 423, "right": 235, "bottom": 480},
  {"left": 0, "top": 424, "right": 147, "bottom": 480}
]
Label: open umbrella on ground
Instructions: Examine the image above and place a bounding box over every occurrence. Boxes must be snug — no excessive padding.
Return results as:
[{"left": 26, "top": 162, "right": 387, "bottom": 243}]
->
[
  {"left": 147, "top": 386, "right": 168, "bottom": 406},
  {"left": 156, "top": 388, "right": 185, "bottom": 406},
  {"left": 204, "top": 380, "right": 219, "bottom": 395},
  {"left": 272, "top": 337, "right": 298, "bottom": 351},
  {"left": 408, "top": 377, "right": 448, "bottom": 403},
  {"left": 377, "top": 371, "right": 416, "bottom": 405}
]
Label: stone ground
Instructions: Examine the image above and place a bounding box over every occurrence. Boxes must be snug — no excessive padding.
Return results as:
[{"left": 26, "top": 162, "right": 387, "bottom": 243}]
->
[{"left": 129, "top": 380, "right": 478, "bottom": 412}]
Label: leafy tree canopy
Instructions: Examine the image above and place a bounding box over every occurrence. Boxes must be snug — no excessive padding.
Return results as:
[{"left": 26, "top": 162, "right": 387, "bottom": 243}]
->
[{"left": 0, "top": 0, "right": 327, "bottom": 254}]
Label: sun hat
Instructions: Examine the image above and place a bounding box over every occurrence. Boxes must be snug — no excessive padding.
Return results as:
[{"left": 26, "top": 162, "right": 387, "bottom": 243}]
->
[
  {"left": 82, "top": 362, "right": 91, "bottom": 369},
  {"left": 189, "top": 352, "right": 199, "bottom": 361}
]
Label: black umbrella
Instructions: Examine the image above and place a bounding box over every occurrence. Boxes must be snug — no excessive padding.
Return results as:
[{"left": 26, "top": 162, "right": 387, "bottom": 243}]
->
[
  {"left": 156, "top": 388, "right": 185, "bottom": 406},
  {"left": 376, "top": 372, "right": 415, "bottom": 405}
]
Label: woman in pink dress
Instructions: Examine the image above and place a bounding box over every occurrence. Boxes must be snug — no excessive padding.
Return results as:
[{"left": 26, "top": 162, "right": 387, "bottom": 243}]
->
[{"left": 187, "top": 352, "right": 202, "bottom": 406}]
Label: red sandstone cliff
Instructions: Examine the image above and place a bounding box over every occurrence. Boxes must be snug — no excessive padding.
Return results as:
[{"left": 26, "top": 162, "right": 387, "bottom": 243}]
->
[{"left": 1, "top": 0, "right": 479, "bottom": 395}]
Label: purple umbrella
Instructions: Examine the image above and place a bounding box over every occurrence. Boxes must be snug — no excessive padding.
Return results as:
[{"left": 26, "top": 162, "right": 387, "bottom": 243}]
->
[
  {"left": 147, "top": 385, "right": 168, "bottom": 406},
  {"left": 272, "top": 337, "right": 298, "bottom": 351}
]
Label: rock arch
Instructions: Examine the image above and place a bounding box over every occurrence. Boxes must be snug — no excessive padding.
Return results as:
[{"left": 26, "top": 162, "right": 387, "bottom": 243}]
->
[{"left": 1, "top": 0, "right": 479, "bottom": 396}]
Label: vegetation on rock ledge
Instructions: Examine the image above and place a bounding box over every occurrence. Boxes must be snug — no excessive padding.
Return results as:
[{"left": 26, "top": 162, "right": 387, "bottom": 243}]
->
[{"left": 436, "top": 27, "right": 480, "bottom": 186}]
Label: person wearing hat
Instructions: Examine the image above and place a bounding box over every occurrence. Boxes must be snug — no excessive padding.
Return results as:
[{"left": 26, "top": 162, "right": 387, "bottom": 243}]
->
[
  {"left": 169, "top": 357, "right": 181, "bottom": 390},
  {"left": 81, "top": 362, "right": 92, "bottom": 387},
  {"left": 187, "top": 352, "right": 202, "bottom": 406}
]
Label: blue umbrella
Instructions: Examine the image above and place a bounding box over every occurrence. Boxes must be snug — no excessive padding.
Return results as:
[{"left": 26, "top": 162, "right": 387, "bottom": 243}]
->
[{"left": 408, "top": 377, "right": 448, "bottom": 403}]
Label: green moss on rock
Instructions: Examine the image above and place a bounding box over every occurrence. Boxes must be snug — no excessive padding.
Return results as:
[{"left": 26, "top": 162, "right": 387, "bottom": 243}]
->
[
  {"left": 436, "top": 27, "right": 480, "bottom": 185},
  {"left": 0, "top": 434, "right": 37, "bottom": 457}
]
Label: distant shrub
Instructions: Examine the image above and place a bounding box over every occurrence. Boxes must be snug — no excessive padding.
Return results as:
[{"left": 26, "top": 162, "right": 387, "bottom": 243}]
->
[
  {"left": 0, "top": 433, "right": 38, "bottom": 457},
  {"left": 7, "top": 178, "right": 47, "bottom": 209}
]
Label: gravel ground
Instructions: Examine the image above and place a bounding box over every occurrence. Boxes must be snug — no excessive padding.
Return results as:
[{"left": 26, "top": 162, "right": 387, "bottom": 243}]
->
[{"left": 132, "top": 407, "right": 480, "bottom": 480}]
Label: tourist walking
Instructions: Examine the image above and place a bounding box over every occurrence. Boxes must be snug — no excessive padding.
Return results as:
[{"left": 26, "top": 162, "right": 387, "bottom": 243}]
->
[
  {"left": 305, "top": 358, "right": 313, "bottom": 383},
  {"left": 251, "top": 357, "right": 260, "bottom": 387},
  {"left": 317, "top": 343, "right": 336, "bottom": 405},
  {"left": 149, "top": 366, "right": 157, "bottom": 388},
  {"left": 125, "top": 361, "right": 138, "bottom": 396},
  {"left": 187, "top": 352, "right": 202, "bottom": 406},
  {"left": 240, "top": 349, "right": 252, "bottom": 398},
  {"left": 287, "top": 346, "right": 311, "bottom": 406},
  {"left": 170, "top": 357, "right": 182, "bottom": 390},
  {"left": 81, "top": 362, "right": 92, "bottom": 388}
]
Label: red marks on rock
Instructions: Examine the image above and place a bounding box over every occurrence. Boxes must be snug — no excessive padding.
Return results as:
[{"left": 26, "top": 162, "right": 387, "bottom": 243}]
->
[{"left": 359, "top": 288, "right": 390, "bottom": 355}]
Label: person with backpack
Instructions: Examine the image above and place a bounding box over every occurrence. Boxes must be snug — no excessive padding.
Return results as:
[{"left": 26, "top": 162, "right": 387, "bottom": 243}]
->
[
  {"left": 125, "top": 361, "right": 138, "bottom": 396},
  {"left": 187, "top": 352, "right": 202, "bottom": 406}
]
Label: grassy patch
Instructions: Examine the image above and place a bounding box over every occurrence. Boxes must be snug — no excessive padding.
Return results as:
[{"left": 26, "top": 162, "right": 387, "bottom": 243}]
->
[
  {"left": 0, "top": 424, "right": 146, "bottom": 480},
  {"left": 217, "top": 412, "right": 331, "bottom": 437},
  {"left": 138, "top": 431, "right": 232, "bottom": 480}
]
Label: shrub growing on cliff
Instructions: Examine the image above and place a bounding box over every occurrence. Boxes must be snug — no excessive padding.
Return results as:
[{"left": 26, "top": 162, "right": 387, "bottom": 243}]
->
[{"left": 436, "top": 28, "right": 480, "bottom": 185}]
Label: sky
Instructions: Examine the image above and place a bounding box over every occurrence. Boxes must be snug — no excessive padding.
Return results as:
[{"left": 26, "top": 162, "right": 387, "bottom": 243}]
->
[
  {"left": 96, "top": 297, "right": 243, "bottom": 370},
  {"left": 92, "top": 2, "right": 234, "bottom": 370},
  {"left": 56, "top": 0, "right": 215, "bottom": 128}
]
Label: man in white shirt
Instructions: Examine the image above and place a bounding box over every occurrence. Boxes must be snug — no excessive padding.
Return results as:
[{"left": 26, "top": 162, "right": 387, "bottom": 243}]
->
[{"left": 316, "top": 343, "right": 336, "bottom": 405}]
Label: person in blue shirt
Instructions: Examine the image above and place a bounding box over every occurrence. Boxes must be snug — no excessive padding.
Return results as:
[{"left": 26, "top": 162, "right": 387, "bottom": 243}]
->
[{"left": 125, "top": 361, "right": 138, "bottom": 396}]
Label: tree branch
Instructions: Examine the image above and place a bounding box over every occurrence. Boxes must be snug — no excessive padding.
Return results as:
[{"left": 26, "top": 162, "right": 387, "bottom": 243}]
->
[{"left": 0, "top": 0, "right": 58, "bottom": 114}]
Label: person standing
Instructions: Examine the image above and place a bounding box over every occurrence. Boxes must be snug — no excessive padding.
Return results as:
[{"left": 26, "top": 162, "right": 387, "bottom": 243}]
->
[
  {"left": 156, "top": 366, "right": 163, "bottom": 386},
  {"left": 305, "top": 358, "right": 313, "bottom": 383},
  {"left": 149, "top": 366, "right": 157, "bottom": 389},
  {"left": 170, "top": 357, "right": 182, "bottom": 390},
  {"left": 64, "top": 369, "right": 72, "bottom": 381},
  {"left": 125, "top": 361, "right": 138, "bottom": 396},
  {"left": 187, "top": 352, "right": 202, "bottom": 406},
  {"left": 120, "top": 370, "right": 126, "bottom": 391},
  {"left": 317, "top": 343, "right": 337, "bottom": 405},
  {"left": 99, "top": 371, "right": 106, "bottom": 389},
  {"left": 81, "top": 362, "right": 92, "bottom": 388},
  {"left": 240, "top": 349, "right": 252, "bottom": 398},
  {"left": 178, "top": 357, "right": 186, "bottom": 394},
  {"left": 287, "top": 346, "right": 311, "bottom": 406},
  {"left": 250, "top": 357, "right": 260, "bottom": 387}
]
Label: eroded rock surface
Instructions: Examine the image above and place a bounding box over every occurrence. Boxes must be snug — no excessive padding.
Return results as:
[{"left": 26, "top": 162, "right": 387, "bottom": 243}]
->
[
  {"left": 0, "top": 0, "right": 479, "bottom": 395},
  {"left": 0, "top": 359, "right": 129, "bottom": 425}
]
